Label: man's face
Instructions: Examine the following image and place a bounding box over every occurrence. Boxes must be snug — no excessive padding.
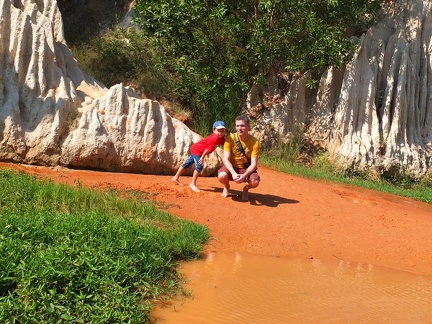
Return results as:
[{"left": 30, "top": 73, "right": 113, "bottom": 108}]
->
[{"left": 235, "top": 120, "right": 249, "bottom": 136}]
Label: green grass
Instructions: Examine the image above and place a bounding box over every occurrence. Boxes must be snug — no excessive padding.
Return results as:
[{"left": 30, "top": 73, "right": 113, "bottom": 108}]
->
[
  {"left": 0, "top": 169, "right": 209, "bottom": 323},
  {"left": 261, "top": 152, "right": 432, "bottom": 205}
]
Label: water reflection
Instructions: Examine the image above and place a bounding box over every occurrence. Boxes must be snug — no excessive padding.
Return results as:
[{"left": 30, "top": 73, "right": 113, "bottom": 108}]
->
[{"left": 151, "top": 252, "right": 432, "bottom": 323}]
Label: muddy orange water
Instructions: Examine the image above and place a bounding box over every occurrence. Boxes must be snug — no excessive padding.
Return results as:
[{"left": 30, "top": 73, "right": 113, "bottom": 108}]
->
[
  {"left": 150, "top": 252, "right": 432, "bottom": 323},
  {"left": 2, "top": 163, "right": 432, "bottom": 322}
]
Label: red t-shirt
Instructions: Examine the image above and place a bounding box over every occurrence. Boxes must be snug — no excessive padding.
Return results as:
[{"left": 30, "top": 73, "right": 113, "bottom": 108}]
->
[{"left": 190, "top": 133, "right": 225, "bottom": 156}]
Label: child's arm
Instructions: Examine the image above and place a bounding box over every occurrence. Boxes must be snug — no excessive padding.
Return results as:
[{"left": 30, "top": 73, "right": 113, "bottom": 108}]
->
[{"left": 198, "top": 149, "right": 209, "bottom": 165}]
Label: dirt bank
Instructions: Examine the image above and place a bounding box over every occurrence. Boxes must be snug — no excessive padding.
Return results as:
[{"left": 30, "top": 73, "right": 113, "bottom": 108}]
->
[{"left": 2, "top": 162, "right": 431, "bottom": 275}]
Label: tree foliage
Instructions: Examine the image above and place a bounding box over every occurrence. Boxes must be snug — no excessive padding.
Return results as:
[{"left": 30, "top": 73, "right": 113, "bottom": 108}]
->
[{"left": 133, "top": 0, "right": 382, "bottom": 130}]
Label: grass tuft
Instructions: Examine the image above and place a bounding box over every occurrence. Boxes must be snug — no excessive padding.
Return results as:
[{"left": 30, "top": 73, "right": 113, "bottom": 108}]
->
[
  {"left": 261, "top": 150, "right": 432, "bottom": 204},
  {"left": 0, "top": 169, "right": 209, "bottom": 323}
]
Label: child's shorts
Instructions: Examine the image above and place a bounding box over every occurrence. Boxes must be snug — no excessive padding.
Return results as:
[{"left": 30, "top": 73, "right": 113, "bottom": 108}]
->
[{"left": 182, "top": 154, "right": 203, "bottom": 173}]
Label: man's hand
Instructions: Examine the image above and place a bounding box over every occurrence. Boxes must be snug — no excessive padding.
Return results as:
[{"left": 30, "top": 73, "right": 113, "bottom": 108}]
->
[
  {"left": 234, "top": 173, "right": 245, "bottom": 183},
  {"left": 231, "top": 172, "right": 240, "bottom": 181}
]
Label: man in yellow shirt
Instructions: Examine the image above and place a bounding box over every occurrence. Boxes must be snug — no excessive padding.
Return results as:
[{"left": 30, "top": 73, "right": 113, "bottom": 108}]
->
[{"left": 217, "top": 114, "right": 260, "bottom": 201}]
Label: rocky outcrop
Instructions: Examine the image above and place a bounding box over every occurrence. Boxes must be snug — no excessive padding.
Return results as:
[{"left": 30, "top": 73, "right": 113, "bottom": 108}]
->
[
  {"left": 0, "top": 0, "right": 220, "bottom": 175},
  {"left": 3, "top": 0, "right": 431, "bottom": 178},
  {"left": 61, "top": 84, "right": 204, "bottom": 174},
  {"left": 328, "top": 0, "right": 432, "bottom": 177},
  {"left": 249, "top": 0, "right": 432, "bottom": 178}
]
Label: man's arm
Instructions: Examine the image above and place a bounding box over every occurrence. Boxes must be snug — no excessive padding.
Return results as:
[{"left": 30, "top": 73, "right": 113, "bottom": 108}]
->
[
  {"left": 245, "top": 156, "right": 258, "bottom": 176},
  {"left": 223, "top": 149, "right": 239, "bottom": 179}
]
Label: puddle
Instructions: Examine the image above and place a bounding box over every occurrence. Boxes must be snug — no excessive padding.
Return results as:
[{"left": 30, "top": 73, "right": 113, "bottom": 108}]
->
[{"left": 151, "top": 252, "right": 432, "bottom": 323}]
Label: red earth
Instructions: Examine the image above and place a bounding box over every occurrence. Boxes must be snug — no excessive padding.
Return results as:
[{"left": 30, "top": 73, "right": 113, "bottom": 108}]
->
[{"left": 2, "top": 162, "right": 432, "bottom": 275}]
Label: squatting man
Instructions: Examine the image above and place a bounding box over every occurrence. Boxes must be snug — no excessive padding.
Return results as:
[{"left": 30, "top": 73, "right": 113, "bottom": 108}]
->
[{"left": 217, "top": 114, "right": 260, "bottom": 201}]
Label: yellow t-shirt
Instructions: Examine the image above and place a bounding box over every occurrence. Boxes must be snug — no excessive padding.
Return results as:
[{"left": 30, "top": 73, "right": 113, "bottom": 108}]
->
[{"left": 224, "top": 133, "right": 260, "bottom": 168}]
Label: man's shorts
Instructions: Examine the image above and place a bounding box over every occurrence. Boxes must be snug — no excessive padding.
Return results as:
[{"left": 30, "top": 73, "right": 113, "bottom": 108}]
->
[{"left": 218, "top": 165, "right": 260, "bottom": 182}]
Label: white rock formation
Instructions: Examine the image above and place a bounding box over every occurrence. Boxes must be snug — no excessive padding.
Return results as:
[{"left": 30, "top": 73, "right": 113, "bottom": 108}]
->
[
  {"left": 327, "top": 0, "right": 432, "bottom": 177},
  {"left": 249, "top": 0, "right": 432, "bottom": 178},
  {"left": 0, "top": 0, "right": 220, "bottom": 175},
  {"left": 3, "top": 0, "right": 430, "bottom": 178}
]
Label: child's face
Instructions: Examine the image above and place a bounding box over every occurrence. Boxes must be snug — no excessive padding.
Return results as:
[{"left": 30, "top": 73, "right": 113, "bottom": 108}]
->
[{"left": 213, "top": 128, "right": 225, "bottom": 138}]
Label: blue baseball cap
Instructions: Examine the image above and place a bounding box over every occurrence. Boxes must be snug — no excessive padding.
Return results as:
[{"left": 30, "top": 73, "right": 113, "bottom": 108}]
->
[{"left": 213, "top": 120, "right": 226, "bottom": 129}]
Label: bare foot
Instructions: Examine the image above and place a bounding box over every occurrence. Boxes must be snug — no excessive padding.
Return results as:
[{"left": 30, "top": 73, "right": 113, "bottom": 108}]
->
[
  {"left": 221, "top": 187, "right": 229, "bottom": 198},
  {"left": 171, "top": 178, "right": 184, "bottom": 186},
  {"left": 242, "top": 186, "right": 249, "bottom": 201},
  {"left": 189, "top": 184, "right": 200, "bottom": 192}
]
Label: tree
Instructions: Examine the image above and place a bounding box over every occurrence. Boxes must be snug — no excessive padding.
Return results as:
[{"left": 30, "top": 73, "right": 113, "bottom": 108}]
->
[{"left": 131, "top": 0, "right": 383, "bottom": 130}]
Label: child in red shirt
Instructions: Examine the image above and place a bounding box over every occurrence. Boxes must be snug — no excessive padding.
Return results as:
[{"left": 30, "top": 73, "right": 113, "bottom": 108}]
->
[{"left": 172, "top": 121, "right": 226, "bottom": 192}]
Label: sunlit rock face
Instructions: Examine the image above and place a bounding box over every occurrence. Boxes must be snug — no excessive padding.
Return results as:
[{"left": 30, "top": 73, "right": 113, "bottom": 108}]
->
[
  {"left": 0, "top": 0, "right": 220, "bottom": 175},
  {"left": 61, "top": 84, "right": 207, "bottom": 175},
  {"left": 249, "top": 0, "right": 432, "bottom": 178},
  {"left": 327, "top": 0, "right": 432, "bottom": 177}
]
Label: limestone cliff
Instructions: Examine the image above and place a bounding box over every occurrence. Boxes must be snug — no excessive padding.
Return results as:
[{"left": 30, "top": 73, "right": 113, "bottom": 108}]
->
[
  {"left": 2, "top": 0, "right": 431, "bottom": 178},
  {"left": 0, "top": 0, "right": 220, "bottom": 175},
  {"left": 249, "top": 0, "right": 432, "bottom": 178}
]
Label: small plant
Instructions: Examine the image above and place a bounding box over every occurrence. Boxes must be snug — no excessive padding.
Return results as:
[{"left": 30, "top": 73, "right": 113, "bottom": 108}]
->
[{"left": 261, "top": 125, "right": 306, "bottom": 165}]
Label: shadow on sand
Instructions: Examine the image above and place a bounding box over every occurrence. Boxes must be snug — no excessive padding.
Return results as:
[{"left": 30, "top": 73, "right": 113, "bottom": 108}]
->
[{"left": 204, "top": 187, "right": 299, "bottom": 207}]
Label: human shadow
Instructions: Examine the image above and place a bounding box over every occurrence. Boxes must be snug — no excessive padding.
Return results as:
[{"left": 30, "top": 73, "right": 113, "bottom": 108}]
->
[{"left": 204, "top": 187, "right": 299, "bottom": 207}]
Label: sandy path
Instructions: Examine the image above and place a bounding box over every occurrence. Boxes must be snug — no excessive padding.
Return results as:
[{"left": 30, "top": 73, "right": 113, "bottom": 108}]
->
[{"left": 2, "top": 162, "right": 431, "bottom": 275}]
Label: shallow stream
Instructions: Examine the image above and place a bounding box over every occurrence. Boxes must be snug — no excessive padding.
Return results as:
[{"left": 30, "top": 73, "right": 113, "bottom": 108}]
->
[{"left": 151, "top": 252, "right": 432, "bottom": 323}]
